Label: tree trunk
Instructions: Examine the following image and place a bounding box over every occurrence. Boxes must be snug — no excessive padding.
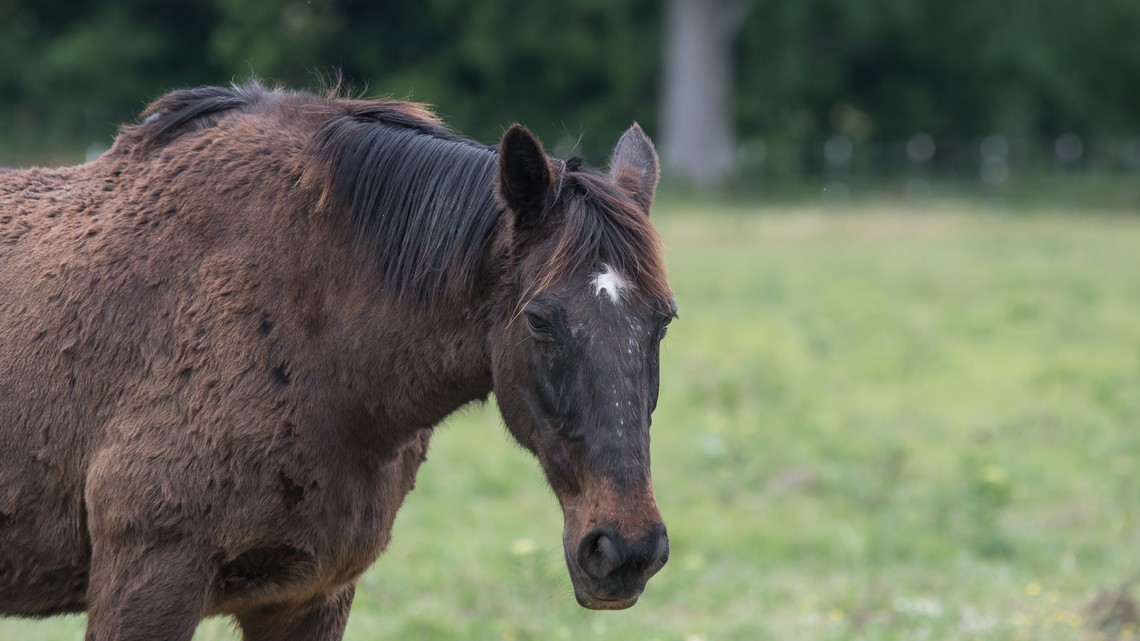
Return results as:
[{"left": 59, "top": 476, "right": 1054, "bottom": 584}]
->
[{"left": 660, "top": 0, "right": 749, "bottom": 188}]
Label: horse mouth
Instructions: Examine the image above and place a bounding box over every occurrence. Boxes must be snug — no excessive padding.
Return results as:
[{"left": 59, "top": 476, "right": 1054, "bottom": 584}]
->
[{"left": 575, "top": 591, "right": 641, "bottom": 610}]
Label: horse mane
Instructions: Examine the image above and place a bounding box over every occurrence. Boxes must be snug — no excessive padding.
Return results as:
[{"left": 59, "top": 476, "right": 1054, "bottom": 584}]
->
[
  {"left": 130, "top": 83, "right": 279, "bottom": 154},
  {"left": 125, "top": 82, "right": 669, "bottom": 307},
  {"left": 302, "top": 98, "right": 502, "bottom": 306}
]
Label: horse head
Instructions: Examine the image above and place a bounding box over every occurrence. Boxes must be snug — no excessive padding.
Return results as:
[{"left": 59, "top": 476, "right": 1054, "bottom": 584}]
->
[{"left": 490, "top": 124, "right": 675, "bottom": 609}]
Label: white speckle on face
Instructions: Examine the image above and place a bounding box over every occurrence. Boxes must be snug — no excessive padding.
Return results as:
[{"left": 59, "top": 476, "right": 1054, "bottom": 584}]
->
[{"left": 593, "top": 263, "right": 631, "bottom": 304}]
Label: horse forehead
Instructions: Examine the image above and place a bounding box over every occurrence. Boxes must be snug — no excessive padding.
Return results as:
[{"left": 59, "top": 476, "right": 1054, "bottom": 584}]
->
[
  {"left": 591, "top": 263, "right": 632, "bottom": 305},
  {"left": 572, "top": 266, "right": 651, "bottom": 346}
]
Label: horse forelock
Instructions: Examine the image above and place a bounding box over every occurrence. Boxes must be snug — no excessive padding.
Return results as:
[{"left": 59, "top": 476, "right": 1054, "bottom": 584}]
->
[{"left": 526, "top": 166, "right": 671, "bottom": 306}]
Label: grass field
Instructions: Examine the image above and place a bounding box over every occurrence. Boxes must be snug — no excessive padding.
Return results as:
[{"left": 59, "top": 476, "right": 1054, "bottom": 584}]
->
[{"left": 5, "top": 201, "right": 1140, "bottom": 640}]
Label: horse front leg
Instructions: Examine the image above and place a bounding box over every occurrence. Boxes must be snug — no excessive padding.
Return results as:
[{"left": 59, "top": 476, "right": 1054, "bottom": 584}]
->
[
  {"left": 236, "top": 582, "right": 356, "bottom": 641},
  {"left": 84, "top": 539, "right": 213, "bottom": 641}
]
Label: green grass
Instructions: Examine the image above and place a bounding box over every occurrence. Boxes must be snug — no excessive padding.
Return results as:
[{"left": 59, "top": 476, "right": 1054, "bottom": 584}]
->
[{"left": 6, "top": 202, "right": 1140, "bottom": 640}]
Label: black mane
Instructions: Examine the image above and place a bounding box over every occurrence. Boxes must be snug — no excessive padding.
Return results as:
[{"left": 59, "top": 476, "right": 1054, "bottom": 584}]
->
[
  {"left": 304, "top": 102, "right": 501, "bottom": 306},
  {"left": 304, "top": 106, "right": 671, "bottom": 307},
  {"left": 132, "top": 82, "right": 282, "bottom": 153},
  {"left": 127, "top": 82, "right": 669, "bottom": 308}
]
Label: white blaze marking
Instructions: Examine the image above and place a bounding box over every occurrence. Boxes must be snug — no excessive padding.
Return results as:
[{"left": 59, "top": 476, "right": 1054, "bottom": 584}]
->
[{"left": 593, "top": 263, "right": 631, "bottom": 304}]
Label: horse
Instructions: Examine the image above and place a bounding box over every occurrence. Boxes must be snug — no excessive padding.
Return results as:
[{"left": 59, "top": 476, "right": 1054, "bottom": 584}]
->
[{"left": 0, "top": 81, "right": 676, "bottom": 640}]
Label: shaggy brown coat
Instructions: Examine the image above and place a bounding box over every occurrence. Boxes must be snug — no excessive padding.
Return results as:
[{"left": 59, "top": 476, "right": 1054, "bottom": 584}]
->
[{"left": 0, "top": 83, "right": 672, "bottom": 640}]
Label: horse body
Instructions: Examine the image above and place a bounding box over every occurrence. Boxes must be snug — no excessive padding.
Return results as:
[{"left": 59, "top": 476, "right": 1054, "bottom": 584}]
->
[{"left": 0, "top": 83, "right": 672, "bottom": 639}]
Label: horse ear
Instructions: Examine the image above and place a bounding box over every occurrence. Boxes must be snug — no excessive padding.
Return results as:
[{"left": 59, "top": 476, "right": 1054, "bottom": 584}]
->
[
  {"left": 609, "top": 123, "right": 660, "bottom": 211},
  {"left": 496, "top": 124, "right": 553, "bottom": 225}
]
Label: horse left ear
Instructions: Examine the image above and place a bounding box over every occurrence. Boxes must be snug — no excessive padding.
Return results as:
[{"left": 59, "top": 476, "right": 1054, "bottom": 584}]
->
[
  {"left": 497, "top": 124, "right": 553, "bottom": 228},
  {"left": 609, "top": 123, "right": 660, "bottom": 211}
]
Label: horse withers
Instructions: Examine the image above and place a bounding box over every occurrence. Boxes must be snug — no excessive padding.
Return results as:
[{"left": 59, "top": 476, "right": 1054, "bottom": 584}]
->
[{"left": 0, "top": 82, "right": 675, "bottom": 639}]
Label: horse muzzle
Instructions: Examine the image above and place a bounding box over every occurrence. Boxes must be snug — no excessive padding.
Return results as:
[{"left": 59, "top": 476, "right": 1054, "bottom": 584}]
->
[{"left": 565, "top": 522, "right": 669, "bottom": 610}]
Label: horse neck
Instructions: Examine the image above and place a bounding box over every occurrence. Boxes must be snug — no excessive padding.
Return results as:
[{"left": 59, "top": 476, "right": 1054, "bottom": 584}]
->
[
  {"left": 391, "top": 293, "right": 496, "bottom": 415},
  {"left": 329, "top": 254, "right": 499, "bottom": 432}
]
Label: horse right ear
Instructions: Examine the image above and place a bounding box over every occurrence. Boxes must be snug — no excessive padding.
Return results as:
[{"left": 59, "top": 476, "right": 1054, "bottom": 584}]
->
[{"left": 496, "top": 124, "right": 553, "bottom": 228}]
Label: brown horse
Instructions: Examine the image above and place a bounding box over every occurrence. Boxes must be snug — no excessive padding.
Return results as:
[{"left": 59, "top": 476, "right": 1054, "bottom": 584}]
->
[{"left": 0, "top": 82, "right": 675, "bottom": 640}]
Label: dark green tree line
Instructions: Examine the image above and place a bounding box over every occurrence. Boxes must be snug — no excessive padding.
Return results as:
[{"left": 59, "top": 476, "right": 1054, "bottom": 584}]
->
[
  {"left": 737, "top": 0, "right": 1140, "bottom": 144},
  {"left": 2, "top": 0, "right": 1138, "bottom": 168}
]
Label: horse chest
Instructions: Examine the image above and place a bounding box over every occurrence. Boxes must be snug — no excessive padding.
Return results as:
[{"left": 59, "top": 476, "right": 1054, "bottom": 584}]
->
[{"left": 209, "top": 431, "right": 432, "bottom": 613}]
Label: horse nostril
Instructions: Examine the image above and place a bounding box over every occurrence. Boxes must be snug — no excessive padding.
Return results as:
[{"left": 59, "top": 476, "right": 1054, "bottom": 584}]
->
[
  {"left": 596, "top": 534, "right": 622, "bottom": 575},
  {"left": 578, "top": 528, "right": 627, "bottom": 580}
]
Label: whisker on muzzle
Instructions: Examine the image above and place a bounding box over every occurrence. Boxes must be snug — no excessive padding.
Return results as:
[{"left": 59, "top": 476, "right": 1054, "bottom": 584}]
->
[{"left": 545, "top": 585, "right": 577, "bottom": 607}]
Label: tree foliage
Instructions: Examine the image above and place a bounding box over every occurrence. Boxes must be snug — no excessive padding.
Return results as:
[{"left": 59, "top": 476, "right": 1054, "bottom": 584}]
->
[
  {"left": 2, "top": 0, "right": 1137, "bottom": 162},
  {"left": 737, "top": 0, "right": 1140, "bottom": 144},
  {"left": 1, "top": 0, "right": 661, "bottom": 160}
]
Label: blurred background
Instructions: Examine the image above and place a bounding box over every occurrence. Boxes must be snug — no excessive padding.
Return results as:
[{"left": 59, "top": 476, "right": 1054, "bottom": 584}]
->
[
  {"left": 3, "top": 0, "right": 1139, "bottom": 207},
  {"left": 3, "top": 1, "right": 1140, "bottom": 640}
]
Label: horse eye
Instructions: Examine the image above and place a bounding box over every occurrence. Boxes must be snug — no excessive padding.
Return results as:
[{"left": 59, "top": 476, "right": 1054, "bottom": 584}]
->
[
  {"left": 524, "top": 311, "right": 553, "bottom": 338},
  {"left": 657, "top": 314, "right": 675, "bottom": 341}
]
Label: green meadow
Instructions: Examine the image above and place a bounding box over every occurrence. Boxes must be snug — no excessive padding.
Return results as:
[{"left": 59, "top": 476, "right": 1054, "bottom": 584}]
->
[{"left": 5, "top": 202, "right": 1140, "bottom": 640}]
